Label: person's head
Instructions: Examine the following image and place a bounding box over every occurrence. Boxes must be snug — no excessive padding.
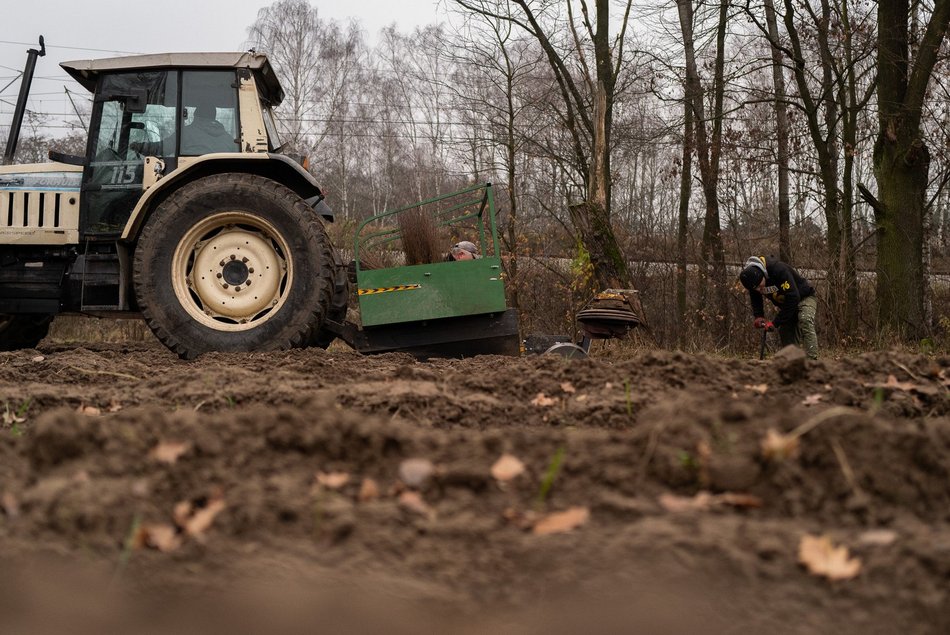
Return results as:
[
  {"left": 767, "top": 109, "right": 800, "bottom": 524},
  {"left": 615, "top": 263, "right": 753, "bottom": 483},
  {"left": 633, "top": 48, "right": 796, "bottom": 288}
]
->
[
  {"left": 192, "top": 94, "right": 218, "bottom": 121},
  {"left": 451, "top": 240, "right": 478, "bottom": 261},
  {"left": 739, "top": 256, "right": 767, "bottom": 292}
]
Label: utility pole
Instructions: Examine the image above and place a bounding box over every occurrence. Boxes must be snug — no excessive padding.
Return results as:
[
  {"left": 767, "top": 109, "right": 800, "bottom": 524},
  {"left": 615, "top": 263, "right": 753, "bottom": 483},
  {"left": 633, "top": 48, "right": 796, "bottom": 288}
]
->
[{"left": 3, "top": 35, "right": 46, "bottom": 165}]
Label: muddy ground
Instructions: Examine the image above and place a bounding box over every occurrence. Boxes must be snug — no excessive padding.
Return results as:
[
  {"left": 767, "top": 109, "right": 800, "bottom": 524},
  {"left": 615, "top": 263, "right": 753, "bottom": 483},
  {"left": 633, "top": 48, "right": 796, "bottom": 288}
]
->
[{"left": 1, "top": 336, "right": 948, "bottom": 633}]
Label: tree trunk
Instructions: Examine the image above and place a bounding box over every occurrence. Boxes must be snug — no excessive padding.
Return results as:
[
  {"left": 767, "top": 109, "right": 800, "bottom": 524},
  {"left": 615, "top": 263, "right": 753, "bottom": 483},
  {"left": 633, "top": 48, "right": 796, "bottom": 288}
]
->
[
  {"left": 839, "top": 0, "right": 860, "bottom": 331},
  {"left": 873, "top": 0, "right": 950, "bottom": 336},
  {"left": 763, "top": 0, "right": 791, "bottom": 262},
  {"left": 581, "top": 78, "right": 630, "bottom": 290},
  {"left": 677, "top": 0, "right": 729, "bottom": 343},
  {"left": 874, "top": 136, "right": 929, "bottom": 334},
  {"left": 677, "top": 99, "right": 693, "bottom": 345}
]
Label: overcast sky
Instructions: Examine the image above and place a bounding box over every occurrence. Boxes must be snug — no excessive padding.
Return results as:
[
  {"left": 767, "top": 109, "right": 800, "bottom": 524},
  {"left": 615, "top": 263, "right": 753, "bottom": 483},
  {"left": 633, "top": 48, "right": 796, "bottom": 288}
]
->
[{"left": 0, "top": 0, "right": 441, "bottom": 133}]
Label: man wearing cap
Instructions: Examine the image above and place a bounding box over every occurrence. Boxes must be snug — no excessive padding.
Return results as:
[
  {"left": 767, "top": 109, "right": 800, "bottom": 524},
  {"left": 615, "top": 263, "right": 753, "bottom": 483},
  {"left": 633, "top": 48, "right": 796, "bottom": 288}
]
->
[
  {"left": 738, "top": 256, "right": 818, "bottom": 359},
  {"left": 447, "top": 241, "right": 479, "bottom": 261}
]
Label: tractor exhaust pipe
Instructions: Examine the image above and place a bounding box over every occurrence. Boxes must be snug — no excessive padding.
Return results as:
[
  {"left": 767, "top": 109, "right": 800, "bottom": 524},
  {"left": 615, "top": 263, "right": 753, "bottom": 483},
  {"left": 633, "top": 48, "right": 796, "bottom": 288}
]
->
[{"left": 3, "top": 35, "right": 46, "bottom": 165}]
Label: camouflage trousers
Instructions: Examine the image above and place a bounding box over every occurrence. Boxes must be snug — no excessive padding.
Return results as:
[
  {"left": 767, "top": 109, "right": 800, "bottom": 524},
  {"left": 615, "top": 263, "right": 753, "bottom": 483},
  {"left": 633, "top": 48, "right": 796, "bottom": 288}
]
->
[{"left": 778, "top": 295, "right": 818, "bottom": 359}]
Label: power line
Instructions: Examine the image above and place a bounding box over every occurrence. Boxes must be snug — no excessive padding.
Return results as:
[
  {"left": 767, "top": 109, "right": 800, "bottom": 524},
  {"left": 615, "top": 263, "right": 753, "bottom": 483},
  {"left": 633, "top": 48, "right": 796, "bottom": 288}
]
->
[{"left": 0, "top": 39, "right": 142, "bottom": 56}]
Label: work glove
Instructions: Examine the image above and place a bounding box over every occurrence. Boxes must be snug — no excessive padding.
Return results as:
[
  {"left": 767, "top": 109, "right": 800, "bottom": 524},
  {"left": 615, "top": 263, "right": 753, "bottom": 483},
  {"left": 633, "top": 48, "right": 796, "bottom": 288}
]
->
[{"left": 753, "top": 317, "right": 775, "bottom": 331}]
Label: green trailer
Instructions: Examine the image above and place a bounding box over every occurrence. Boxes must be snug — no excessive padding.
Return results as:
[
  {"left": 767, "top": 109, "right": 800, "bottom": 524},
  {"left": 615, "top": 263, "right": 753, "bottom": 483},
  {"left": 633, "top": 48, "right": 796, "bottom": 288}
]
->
[{"left": 324, "top": 183, "right": 521, "bottom": 358}]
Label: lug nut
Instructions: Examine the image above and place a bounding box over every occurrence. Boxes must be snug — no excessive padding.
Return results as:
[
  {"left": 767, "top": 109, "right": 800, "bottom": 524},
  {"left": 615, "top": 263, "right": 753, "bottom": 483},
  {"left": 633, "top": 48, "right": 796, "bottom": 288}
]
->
[
  {"left": 216, "top": 273, "right": 223, "bottom": 279},
  {"left": 223, "top": 283, "right": 229, "bottom": 289},
  {"left": 248, "top": 268, "right": 255, "bottom": 274},
  {"left": 220, "top": 260, "right": 226, "bottom": 267},
  {"left": 235, "top": 286, "right": 242, "bottom": 292},
  {"left": 242, "top": 257, "right": 249, "bottom": 263},
  {"left": 245, "top": 280, "right": 252, "bottom": 286},
  {"left": 230, "top": 254, "right": 236, "bottom": 261}
]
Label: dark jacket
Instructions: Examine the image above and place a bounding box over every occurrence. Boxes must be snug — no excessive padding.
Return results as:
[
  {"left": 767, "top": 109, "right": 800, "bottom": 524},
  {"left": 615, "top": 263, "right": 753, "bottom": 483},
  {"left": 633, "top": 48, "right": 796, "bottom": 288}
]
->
[{"left": 749, "top": 256, "right": 815, "bottom": 327}]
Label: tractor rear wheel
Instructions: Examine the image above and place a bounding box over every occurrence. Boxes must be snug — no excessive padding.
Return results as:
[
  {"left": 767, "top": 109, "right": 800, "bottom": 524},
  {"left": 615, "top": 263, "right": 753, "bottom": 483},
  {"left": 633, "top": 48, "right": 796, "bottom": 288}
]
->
[
  {"left": 308, "top": 246, "right": 350, "bottom": 349},
  {"left": 0, "top": 314, "right": 53, "bottom": 351},
  {"left": 133, "top": 174, "right": 334, "bottom": 359}
]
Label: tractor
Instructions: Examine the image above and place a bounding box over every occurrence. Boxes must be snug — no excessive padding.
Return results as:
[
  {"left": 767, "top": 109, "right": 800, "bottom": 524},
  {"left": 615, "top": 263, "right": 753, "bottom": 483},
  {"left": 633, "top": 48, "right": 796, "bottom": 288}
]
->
[{"left": 0, "top": 40, "right": 532, "bottom": 359}]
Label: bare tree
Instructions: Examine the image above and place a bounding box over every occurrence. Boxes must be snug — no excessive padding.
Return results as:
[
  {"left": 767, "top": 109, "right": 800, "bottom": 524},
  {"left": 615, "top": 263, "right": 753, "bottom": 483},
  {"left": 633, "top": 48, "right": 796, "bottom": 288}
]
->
[
  {"left": 676, "top": 0, "right": 730, "bottom": 342},
  {"left": 445, "top": 8, "right": 546, "bottom": 310},
  {"left": 452, "top": 0, "right": 637, "bottom": 292},
  {"left": 248, "top": 0, "right": 323, "bottom": 153}
]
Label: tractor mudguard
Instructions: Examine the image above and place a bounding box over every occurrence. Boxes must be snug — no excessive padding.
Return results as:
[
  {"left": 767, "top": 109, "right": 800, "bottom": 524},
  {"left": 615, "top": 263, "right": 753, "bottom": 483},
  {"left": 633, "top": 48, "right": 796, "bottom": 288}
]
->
[{"left": 120, "top": 153, "right": 331, "bottom": 241}]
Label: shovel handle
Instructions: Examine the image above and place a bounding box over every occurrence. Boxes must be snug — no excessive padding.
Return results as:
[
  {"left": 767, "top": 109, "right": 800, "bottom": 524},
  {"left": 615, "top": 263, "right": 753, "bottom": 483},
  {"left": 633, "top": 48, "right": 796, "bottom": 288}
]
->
[{"left": 759, "top": 328, "right": 767, "bottom": 360}]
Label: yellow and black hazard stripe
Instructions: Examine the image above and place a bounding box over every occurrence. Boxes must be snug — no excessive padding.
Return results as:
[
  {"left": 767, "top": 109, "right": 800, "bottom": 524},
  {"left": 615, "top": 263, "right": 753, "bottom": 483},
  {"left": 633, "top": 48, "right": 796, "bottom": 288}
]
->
[{"left": 357, "top": 284, "right": 422, "bottom": 296}]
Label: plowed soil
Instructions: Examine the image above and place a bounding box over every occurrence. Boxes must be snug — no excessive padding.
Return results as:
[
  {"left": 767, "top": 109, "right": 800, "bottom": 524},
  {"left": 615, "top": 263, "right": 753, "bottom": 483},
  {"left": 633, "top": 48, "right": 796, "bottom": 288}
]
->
[{"left": 1, "top": 340, "right": 949, "bottom": 634}]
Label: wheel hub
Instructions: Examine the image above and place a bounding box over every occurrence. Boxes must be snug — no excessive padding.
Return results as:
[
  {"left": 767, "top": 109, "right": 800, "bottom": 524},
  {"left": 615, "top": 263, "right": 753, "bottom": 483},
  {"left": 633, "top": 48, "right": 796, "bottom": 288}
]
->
[
  {"left": 172, "top": 214, "right": 292, "bottom": 331},
  {"left": 222, "top": 259, "right": 250, "bottom": 285}
]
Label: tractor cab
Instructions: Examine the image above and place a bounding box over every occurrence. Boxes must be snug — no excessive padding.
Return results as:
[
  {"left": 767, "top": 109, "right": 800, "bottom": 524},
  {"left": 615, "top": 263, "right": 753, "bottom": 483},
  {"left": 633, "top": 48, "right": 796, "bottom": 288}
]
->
[{"left": 60, "top": 53, "right": 287, "bottom": 238}]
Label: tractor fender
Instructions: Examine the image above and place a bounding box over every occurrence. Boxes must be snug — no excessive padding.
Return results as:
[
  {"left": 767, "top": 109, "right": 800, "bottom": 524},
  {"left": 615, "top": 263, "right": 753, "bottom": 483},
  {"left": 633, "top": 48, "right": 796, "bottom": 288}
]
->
[{"left": 120, "top": 153, "right": 333, "bottom": 242}]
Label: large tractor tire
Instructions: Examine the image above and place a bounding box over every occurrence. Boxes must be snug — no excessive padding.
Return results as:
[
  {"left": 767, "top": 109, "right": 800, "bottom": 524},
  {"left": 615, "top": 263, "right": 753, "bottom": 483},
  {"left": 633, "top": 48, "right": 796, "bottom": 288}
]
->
[
  {"left": 309, "top": 246, "right": 350, "bottom": 349},
  {"left": 133, "top": 174, "right": 334, "bottom": 359},
  {"left": 0, "top": 314, "right": 53, "bottom": 351}
]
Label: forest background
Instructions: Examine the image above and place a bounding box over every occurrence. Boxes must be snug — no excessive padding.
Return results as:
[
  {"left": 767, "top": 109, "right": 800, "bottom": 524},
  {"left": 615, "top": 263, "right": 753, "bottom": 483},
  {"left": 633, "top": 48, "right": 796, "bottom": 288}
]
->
[{"left": 8, "top": 0, "right": 950, "bottom": 354}]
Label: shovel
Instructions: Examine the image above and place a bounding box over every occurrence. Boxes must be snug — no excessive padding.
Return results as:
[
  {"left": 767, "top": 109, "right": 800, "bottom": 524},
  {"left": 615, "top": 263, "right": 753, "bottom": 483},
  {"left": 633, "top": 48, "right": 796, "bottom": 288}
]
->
[{"left": 759, "top": 328, "right": 768, "bottom": 360}]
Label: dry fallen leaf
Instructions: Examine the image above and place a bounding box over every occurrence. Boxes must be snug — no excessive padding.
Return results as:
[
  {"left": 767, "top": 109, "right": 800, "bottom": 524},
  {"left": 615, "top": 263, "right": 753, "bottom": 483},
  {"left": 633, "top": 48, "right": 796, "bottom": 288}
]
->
[
  {"left": 398, "top": 458, "right": 435, "bottom": 488},
  {"left": 659, "top": 491, "right": 763, "bottom": 513},
  {"left": 149, "top": 440, "right": 191, "bottom": 464},
  {"left": 533, "top": 506, "right": 590, "bottom": 535},
  {"left": 2, "top": 491, "right": 19, "bottom": 519},
  {"left": 30, "top": 355, "right": 44, "bottom": 363},
  {"left": 134, "top": 523, "right": 182, "bottom": 553},
  {"left": 744, "top": 384, "right": 769, "bottom": 394},
  {"left": 560, "top": 382, "right": 577, "bottom": 394},
  {"left": 864, "top": 375, "right": 941, "bottom": 396},
  {"left": 798, "top": 534, "right": 862, "bottom": 581},
  {"left": 1, "top": 409, "right": 24, "bottom": 426},
  {"left": 884, "top": 375, "right": 914, "bottom": 391},
  {"left": 530, "top": 392, "right": 557, "bottom": 407},
  {"left": 761, "top": 429, "right": 800, "bottom": 461},
  {"left": 76, "top": 404, "right": 101, "bottom": 416},
  {"left": 173, "top": 501, "right": 193, "bottom": 527},
  {"left": 358, "top": 478, "right": 380, "bottom": 502},
  {"left": 857, "top": 529, "right": 898, "bottom": 547},
  {"left": 491, "top": 454, "right": 526, "bottom": 482},
  {"left": 659, "top": 492, "right": 713, "bottom": 512},
  {"left": 398, "top": 491, "right": 433, "bottom": 518},
  {"left": 315, "top": 471, "right": 350, "bottom": 490},
  {"left": 183, "top": 497, "right": 227, "bottom": 541},
  {"left": 802, "top": 393, "right": 824, "bottom": 407}
]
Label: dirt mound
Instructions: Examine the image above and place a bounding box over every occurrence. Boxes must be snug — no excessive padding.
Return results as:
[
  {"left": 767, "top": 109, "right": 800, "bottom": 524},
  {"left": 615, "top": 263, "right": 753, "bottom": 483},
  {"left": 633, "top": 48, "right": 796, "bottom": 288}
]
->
[{"left": 1, "top": 344, "right": 949, "bottom": 633}]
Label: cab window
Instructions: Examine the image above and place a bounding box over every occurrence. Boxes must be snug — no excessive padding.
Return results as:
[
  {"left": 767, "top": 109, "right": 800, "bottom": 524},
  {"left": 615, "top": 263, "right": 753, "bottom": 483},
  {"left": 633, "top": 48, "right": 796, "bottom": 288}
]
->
[
  {"left": 180, "top": 71, "right": 240, "bottom": 155},
  {"left": 83, "top": 71, "right": 177, "bottom": 235}
]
